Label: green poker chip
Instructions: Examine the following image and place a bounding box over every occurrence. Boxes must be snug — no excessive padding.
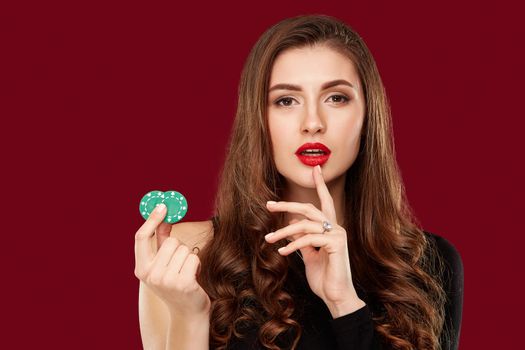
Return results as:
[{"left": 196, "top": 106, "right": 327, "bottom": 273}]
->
[
  {"left": 162, "top": 190, "right": 188, "bottom": 223},
  {"left": 139, "top": 190, "right": 188, "bottom": 224},
  {"left": 139, "top": 190, "right": 164, "bottom": 220}
]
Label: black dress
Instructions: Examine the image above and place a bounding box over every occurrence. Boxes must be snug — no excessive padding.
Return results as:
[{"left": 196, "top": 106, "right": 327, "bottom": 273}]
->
[{"left": 209, "top": 217, "right": 464, "bottom": 350}]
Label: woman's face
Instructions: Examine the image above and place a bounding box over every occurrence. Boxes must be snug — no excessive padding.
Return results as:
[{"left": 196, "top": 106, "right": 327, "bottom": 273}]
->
[{"left": 267, "top": 44, "right": 365, "bottom": 189}]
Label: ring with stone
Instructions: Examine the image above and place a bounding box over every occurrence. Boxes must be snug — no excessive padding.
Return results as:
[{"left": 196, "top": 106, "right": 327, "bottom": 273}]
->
[{"left": 321, "top": 220, "right": 332, "bottom": 234}]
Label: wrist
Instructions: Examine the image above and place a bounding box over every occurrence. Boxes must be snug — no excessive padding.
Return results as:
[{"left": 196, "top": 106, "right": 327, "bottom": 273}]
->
[
  {"left": 167, "top": 311, "right": 210, "bottom": 349},
  {"left": 169, "top": 310, "right": 210, "bottom": 328},
  {"left": 326, "top": 296, "right": 366, "bottom": 318}
]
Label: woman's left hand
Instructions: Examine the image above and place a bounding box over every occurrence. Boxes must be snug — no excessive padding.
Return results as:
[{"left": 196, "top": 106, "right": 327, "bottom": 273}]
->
[{"left": 265, "top": 165, "right": 366, "bottom": 317}]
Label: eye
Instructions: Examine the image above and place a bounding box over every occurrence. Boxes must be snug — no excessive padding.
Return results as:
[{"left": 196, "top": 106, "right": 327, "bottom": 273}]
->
[
  {"left": 327, "top": 94, "right": 350, "bottom": 104},
  {"left": 274, "top": 97, "right": 296, "bottom": 107},
  {"left": 273, "top": 94, "right": 350, "bottom": 108}
]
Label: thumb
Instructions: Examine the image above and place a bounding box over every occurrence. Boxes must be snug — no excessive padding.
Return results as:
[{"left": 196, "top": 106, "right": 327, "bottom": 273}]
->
[{"left": 155, "top": 222, "right": 172, "bottom": 248}]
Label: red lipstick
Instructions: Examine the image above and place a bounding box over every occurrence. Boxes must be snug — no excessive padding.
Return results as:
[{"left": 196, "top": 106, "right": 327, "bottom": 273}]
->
[{"left": 295, "top": 142, "right": 331, "bottom": 167}]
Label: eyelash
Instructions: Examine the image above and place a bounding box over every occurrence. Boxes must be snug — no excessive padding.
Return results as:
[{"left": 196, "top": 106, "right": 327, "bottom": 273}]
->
[{"left": 274, "top": 94, "right": 350, "bottom": 107}]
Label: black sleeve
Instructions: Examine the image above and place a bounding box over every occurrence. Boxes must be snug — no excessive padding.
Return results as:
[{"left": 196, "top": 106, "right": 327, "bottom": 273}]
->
[
  {"left": 329, "top": 304, "right": 383, "bottom": 349},
  {"left": 429, "top": 233, "right": 464, "bottom": 350},
  {"left": 328, "top": 233, "right": 464, "bottom": 350}
]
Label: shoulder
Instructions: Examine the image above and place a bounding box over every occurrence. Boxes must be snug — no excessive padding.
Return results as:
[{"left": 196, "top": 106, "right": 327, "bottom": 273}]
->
[
  {"left": 169, "top": 220, "right": 214, "bottom": 256},
  {"left": 423, "top": 231, "right": 463, "bottom": 271},
  {"left": 423, "top": 230, "right": 464, "bottom": 294},
  {"left": 422, "top": 231, "right": 464, "bottom": 347}
]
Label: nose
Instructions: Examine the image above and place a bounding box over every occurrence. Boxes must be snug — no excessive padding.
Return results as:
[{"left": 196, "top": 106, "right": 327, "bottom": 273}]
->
[{"left": 301, "top": 107, "right": 326, "bottom": 135}]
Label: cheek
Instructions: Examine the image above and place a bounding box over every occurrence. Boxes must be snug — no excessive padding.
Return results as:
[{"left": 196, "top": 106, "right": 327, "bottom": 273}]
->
[
  {"left": 268, "top": 117, "right": 288, "bottom": 154},
  {"left": 337, "top": 117, "right": 364, "bottom": 153},
  {"left": 268, "top": 118, "right": 276, "bottom": 144},
  {"left": 270, "top": 134, "right": 285, "bottom": 159}
]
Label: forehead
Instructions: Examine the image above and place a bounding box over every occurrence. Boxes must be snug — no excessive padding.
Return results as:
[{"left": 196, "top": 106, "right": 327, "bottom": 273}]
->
[{"left": 269, "top": 45, "right": 359, "bottom": 86}]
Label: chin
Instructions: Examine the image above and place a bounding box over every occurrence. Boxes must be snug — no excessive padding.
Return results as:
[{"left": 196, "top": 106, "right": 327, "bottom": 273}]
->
[{"left": 282, "top": 168, "right": 318, "bottom": 189}]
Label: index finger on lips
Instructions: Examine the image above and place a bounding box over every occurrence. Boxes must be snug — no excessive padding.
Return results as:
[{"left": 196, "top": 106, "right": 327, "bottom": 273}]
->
[
  {"left": 134, "top": 203, "right": 167, "bottom": 264},
  {"left": 313, "top": 165, "right": 337, "bottom": 222}
]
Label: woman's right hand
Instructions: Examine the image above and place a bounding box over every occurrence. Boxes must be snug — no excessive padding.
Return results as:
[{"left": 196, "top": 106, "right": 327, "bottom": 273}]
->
[{"left": 134, "top": 203, "right": 211, "bottom": 317}]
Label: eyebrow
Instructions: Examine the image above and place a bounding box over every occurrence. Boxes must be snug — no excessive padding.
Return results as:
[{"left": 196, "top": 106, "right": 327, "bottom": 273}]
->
[{"left": 268, "top": 79, "right": 356, "bottom": 93}]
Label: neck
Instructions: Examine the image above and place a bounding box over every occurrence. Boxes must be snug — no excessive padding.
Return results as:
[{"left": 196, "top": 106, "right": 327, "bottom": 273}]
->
[{"left": 281, "top": 172, "right": 346, "bottom": 228}]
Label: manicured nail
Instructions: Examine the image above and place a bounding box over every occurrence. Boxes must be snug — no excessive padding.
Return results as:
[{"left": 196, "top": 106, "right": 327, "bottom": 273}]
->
[
  {"left": 316, "top": 165, "right": 322, "bottom": 175},
  {"left": 278, "top": 247, "right": 286, "bottom": 253},
  {"left": 155, "top": 203, "right": 166, "bottom": 213},
  {"left": 267, "top": 201, "right": 277, "bottom": 205},
  {"left": 265, "top": 232, "right": 274, "bottom": 239}
]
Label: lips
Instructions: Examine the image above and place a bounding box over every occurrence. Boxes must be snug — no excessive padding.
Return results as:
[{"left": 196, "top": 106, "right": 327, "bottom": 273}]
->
[
  {"left": 295, "top": 142, "right": 331, "bottom": 155},
  {"left": 295, "top": 142, "right": 331, "bottom": 167}
]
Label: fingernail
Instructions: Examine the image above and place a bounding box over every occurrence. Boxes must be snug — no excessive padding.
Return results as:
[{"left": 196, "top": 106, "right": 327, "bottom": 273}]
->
[
  {"left": 265, "top": 232, "right": 274, "bottom": 239},
  {"left": 267, "top": 201, "right": 276, "bottom": 205},
  {"left": 316, "top": 165, "right": 322, "bottom": 175},
  {"left": 155, "top": 203, "right": 166, "bottom": 213}
]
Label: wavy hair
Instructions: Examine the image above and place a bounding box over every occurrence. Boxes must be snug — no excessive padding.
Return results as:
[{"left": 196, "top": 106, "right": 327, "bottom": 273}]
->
[{"left": 196, "top": 14, "right": 448, "bottom": 350}]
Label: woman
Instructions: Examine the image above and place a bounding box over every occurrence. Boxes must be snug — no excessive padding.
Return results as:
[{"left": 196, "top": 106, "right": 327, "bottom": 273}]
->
[{"left": 134, "top": 14, "right": 464, "bottom": 350}]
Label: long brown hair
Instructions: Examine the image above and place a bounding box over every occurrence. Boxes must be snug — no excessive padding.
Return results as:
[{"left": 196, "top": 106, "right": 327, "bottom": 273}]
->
[{"left": 197, "top": 14, "right": 448, "bottom": 350}]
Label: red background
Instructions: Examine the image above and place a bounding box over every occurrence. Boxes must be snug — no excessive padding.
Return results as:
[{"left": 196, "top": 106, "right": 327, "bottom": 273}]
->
[{"left": 2, "top": 0, "right": 523, "bottom": 348}]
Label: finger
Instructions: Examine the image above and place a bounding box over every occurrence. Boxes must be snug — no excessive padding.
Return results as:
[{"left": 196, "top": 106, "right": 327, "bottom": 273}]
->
[
  {"left": 165, "top": 244, "right": 191, "bottom": 274},
  {"left": 285, "top": 219, "right": 317, "bottom": 256},
  {"left": 266, "top": 201, "right": 325, "bottom": 223},
  {"left": 150, "top": 237, "right": 182, "bottom": 270},
  {"left": 313, "top": 165, "right": 337, "bottom": 222},
  {"left": 286, "top": 220, "right": 317, "bottom": 256},
  {"left": 179, "top": 253, "right": 201, "bottom": 279},
  {"left": 156, "top": 221, "right": 172, "bottom": 249},
  {"left": 278, "top": 234, "right": 329, "bottom": 256},
  {"left": 265, "top": 219, "right": 325, "bottom": 243},
  {"left": 288, "top": 219, "right": 303, "bottom": 242},
  {"left": 135, "top": 203, "right": 167, "bottom": 264}
]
